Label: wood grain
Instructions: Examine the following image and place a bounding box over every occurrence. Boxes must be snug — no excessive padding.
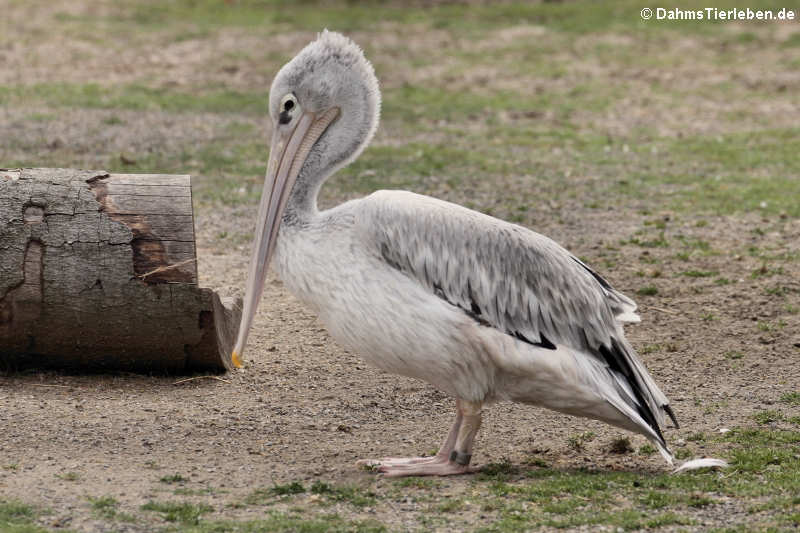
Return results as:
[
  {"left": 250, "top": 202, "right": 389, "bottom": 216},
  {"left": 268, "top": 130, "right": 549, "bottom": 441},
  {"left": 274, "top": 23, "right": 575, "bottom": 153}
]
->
[{"left": 0, "top": 168, "right": 241, "bottom": 373}]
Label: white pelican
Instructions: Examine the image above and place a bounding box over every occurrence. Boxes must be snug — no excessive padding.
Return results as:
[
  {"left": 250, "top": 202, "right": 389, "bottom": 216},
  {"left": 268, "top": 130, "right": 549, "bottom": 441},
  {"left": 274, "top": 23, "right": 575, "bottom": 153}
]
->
[{"left": 232, "top": 30, "right": 680, "bottom": 476}]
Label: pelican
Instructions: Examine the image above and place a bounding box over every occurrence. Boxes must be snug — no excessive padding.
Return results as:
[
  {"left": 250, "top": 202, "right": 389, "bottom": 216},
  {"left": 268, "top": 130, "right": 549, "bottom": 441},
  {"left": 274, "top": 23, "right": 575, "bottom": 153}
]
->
[{"left": 232, "top": 30, "right": 680, "bottom": 476}]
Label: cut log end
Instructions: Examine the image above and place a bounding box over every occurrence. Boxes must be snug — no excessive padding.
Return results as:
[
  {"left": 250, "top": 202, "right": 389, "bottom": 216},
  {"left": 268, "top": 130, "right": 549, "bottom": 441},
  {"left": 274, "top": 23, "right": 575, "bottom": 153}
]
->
[{"left": 0, "top": 168, "right": 242, "bottom": 374}]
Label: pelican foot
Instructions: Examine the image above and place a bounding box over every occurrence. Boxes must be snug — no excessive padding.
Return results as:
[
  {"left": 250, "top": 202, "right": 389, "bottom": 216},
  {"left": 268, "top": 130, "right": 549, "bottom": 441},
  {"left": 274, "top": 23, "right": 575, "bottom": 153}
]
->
[
  {"left": 376, "top": 460, "right": 474, "bottom": 477},
  {"left": 357, "top": 455, "right": 442, "bottom": 469}
]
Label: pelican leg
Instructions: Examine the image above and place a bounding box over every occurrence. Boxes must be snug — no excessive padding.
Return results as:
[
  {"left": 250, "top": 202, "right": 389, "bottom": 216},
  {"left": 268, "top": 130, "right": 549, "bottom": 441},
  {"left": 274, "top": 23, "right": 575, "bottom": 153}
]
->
[
  {"left": 357, "top": 406, "right": 462, "bottom": 468},
  {"left": 374, "top": 400, "right": 483, "bottom": 477}
]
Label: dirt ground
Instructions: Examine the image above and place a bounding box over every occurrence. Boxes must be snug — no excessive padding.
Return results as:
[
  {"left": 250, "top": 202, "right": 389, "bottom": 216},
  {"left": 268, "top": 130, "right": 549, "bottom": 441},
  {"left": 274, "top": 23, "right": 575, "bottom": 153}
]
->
[
  {"left": 2, "top": 209, "right": 799, "bottom": 531},
  {"left": 1, "top": 1, "right": 799, "bottom": 532}
]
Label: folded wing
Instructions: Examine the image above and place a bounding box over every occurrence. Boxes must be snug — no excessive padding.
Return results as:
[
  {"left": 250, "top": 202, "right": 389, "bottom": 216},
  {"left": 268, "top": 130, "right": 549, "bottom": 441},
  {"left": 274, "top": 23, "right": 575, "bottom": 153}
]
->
[{"left": 358, "top": 190, "right": 676, "bottom": 440}]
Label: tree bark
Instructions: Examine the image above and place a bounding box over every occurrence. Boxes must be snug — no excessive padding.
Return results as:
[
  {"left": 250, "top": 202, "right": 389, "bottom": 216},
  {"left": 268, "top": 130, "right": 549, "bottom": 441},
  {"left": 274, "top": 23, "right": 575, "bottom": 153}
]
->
[{"left": 0, "top": 168, "right": 240, "bottom": 373}]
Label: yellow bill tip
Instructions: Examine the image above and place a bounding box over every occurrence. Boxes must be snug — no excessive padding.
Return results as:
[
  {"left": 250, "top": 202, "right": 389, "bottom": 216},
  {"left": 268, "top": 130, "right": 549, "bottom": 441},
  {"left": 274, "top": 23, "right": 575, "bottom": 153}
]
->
[{"left": 231, "top": 351, "right": 243, "bottom": 368}]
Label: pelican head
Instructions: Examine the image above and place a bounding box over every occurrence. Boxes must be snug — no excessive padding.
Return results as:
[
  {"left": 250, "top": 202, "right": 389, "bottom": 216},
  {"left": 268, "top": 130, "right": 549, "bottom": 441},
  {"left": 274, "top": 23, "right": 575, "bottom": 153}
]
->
[{"left": 232, "top": 30, "right": 381, "bottom": 366}]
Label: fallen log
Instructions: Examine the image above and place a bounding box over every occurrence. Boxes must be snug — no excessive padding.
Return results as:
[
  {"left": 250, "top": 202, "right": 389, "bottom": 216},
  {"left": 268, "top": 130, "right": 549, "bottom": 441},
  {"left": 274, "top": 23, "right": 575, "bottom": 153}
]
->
[{"left": 0, "top": 168, "right": 240, "bottom": 373}]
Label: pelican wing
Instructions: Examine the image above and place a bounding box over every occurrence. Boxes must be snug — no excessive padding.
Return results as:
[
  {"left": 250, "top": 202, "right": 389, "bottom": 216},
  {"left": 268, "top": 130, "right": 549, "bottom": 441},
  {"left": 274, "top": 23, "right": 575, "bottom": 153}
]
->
[{"left": 359, "top": 190, "right": 675, "bottom": 436}]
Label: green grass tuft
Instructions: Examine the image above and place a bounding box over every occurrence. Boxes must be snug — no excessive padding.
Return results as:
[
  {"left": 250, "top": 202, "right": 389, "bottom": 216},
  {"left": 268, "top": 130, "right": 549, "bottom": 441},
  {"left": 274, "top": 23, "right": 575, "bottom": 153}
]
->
[
  {"left": 87, "top": 495, "right": 133, "bottom": 522},
  {"left": 271, "top": 481, "right": 306, "bottom": 496},
  {"left": 0, "top": 500, "right": 52, "bottom": 533},
  {"left": 780, "top": 392, "right": 800, "bottom": 405},
  {"left": 639, "top": 444, "right": 657, "bottom": 455},
  {"left": 246, "top": 481, "right": 307, "bottom": 503},
  {"left": 636, "top": 286, "right": 659, "bottom": 296},
  {"left": 567, "top": 431, "right": 596, "bottom": 451},
  {"left": 392, "top": 478, "right": 439, "bottom": 490},
  {"left": 140, "top": 500, "right": 213, "bottom": 525},
  {"left": 477, "top": 459, "right": 519, "bottom": 481},
  {"left": 0, "top": 501, "right": 36, "bottom": 523},
  {"left": 310, "top": 481, "right": 377, "bottom": 508},
  {"left": 171, "top": 511, "right": 387, "bottom": 533},
  {"left": 752, "top": 410, "right": 785, "bottom": 425},
  {"left": 159, "top": 473, "right": 188, "bottom": 484},
  {"left": 681, "top": 270, "right": 719, "bottom": 278}
]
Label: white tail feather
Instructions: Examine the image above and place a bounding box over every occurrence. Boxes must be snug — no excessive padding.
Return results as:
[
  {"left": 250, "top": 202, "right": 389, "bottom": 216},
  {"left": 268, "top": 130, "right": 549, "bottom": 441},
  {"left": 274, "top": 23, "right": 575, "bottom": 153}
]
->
[
  {"left": 616, "top": 311, "right": 641, "bottom": 323},
  {"left": 654, "top": 440, "right": 674, "bottom": 466},
  {"left": 672, "top": 458, "right": 729, "bottom": 474}
]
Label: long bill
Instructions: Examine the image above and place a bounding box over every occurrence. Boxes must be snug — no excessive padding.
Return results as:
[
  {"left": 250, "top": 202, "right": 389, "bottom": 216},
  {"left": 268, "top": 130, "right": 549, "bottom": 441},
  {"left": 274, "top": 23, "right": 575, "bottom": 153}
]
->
[{"left": 231, "top": 107, "right": 340, "bottom": 368}]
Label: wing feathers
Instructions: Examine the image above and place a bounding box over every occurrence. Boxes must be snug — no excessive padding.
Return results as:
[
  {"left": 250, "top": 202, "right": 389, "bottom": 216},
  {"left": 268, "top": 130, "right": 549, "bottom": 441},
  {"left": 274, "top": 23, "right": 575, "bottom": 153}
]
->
[{"left": 361, "top": 190, "right": 673, "bottom": 439}]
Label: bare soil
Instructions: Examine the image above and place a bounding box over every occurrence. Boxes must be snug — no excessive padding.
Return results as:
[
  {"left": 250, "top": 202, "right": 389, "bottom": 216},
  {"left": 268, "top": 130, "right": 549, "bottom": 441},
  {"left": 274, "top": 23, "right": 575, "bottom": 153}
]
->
[
  {"left": 2, "top": 209, "right": 799, "bottom": 531},
  {"left": 1, "top": 2, "right": 799, "bottom": 531}
]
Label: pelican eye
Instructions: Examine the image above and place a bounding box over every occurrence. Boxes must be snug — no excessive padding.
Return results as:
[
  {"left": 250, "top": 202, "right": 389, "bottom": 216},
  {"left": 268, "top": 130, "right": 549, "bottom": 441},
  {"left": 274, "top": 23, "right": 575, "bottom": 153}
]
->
[{"left": 278, "top": 94, "right": 298, "bottom": 125}]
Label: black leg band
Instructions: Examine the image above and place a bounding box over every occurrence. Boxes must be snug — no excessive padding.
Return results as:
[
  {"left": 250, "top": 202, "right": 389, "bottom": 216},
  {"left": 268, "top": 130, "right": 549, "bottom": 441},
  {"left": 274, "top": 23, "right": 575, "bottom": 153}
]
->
[{"left": 449, "top": 450, "right": 472, "bottom": 466}]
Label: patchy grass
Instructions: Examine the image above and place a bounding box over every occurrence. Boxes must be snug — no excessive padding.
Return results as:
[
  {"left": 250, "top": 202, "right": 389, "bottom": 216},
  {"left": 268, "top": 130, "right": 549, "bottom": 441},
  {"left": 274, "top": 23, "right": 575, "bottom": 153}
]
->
[
  {"left": 270, "top": 481, "right": 307, "bottom": 496},
  {"left": 159, "top": 473, "right": 188, "bottom": 484},
  {"left": 0, "top": 500, "right": 36, "bottom": 524},
  {"left": 168, "top": 511, "right": 387, "bottom": 533},
  {"left": 245, "top": 481, "right": 306, "bottom": 504},
  {"left": 87, "top": 496, "right": 118, "bottom": 518},
  {"left": 174, "top": 487, "right": 218, "bottom": 497},
  {"left": 140, "top": 501, "right": 213, "bottom": 525},
  {"left": 0, "top": 83, "right": 267, "bottom": 115},
  {"left": 752, "top": 410, "right": 785, "bottom": 425},
  {"left": 629, "top": 129, "right": 800, "bottom": 217},
  {"left": 476, "top": 459, "right": 520, "bottom": 482},
  {"left": 243, "top": 480, "right": 377, "bottom": 508},
  {"left": 681, "top": 270, "right": 719, "bottom": 278},
  {"left": 3, "top": 0, "right": 800, "bottom": 532},
  {"left": 636, "top": 286, "right": 659, "bottom": 296},
  {"left": 469, "top": 426, "right": 799, "bottom": 530},
  {"left": 58, "top": 0, "right": 675, "bottom": 36},
  {"left": 86, "top": 495, "right": 135, "bottom": 523},
  {"left": 0, "top": 500, "right": 57, "bottom": 533},
  {"left": 639, "top": 444, "right": 657, "bottom": 456},
  {"left": 76, "top": 0, "right": 800, "bottom": 40},
  {"left": 3, "top": 2, "right": 798, "bottom": 220},
  {"left": 4, "top": 425, "right": 800, "bottom": 531},
  {"left": 310, "top": 481, "right": 377, "bottom": 508},
  {"left": 780, "top": 392, "right": 800, "bottom": 405},
  {"left": 567, "top": 431, "right": 596, "bottom": 451},
  {"left": 392, "top": 477, "right": 440, "bottom": 490},
  {"left": 625, "top": 233, "right": 670, "bottom": 249}
]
